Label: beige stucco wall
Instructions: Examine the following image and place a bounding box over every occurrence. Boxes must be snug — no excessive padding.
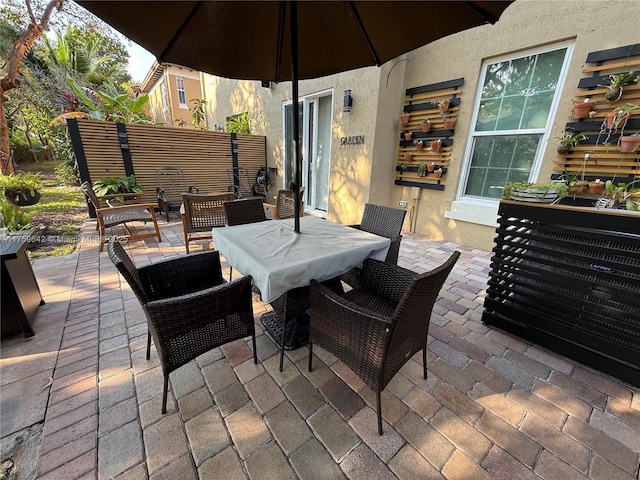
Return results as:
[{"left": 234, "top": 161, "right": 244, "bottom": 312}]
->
[
  {"left": 197, "top": 0, "right": 640, "bottom": 250},
  {"left": 399, "top": 0, "right": 640, "bottom": 251}
]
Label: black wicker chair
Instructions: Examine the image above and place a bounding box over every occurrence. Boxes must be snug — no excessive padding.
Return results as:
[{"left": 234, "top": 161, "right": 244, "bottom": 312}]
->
[
  {"left": 223, "top": 197, "right": 267, "bottom": 225},
  {"left": 340, "top": 203, "right": 407, "bottom": 287},
  {"left": 181, "top": 192, "right": 235, "bottom": 253},
  {"left": 309, "top": 251, "right": 460, "bottom": 435},
  {"left": 156, "top": 167, "right": 188, "bottom": 222},
  {"left": 107, "top": 237, "right": 256, "bottom": 414}
]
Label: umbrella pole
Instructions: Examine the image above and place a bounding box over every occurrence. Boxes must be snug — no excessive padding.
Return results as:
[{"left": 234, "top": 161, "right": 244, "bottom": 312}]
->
[{"left": 290, "top": 0, "right": 301, "bottom": 234}]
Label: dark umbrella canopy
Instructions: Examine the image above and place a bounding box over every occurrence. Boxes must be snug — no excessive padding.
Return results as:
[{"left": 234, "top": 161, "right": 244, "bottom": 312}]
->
[{"left": 77, "top": 1, "right": 513, "bottom": 231}]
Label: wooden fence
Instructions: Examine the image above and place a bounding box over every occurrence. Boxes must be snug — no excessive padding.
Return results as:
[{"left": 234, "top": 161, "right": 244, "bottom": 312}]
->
[{"left": 68, "top": 119, "right": 268, "bottom": 203}]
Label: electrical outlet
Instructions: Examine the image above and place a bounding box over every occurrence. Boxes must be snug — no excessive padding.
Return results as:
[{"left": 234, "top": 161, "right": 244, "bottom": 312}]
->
[{"left": 398, "top": 201, "right": 407, "bottom": 207}]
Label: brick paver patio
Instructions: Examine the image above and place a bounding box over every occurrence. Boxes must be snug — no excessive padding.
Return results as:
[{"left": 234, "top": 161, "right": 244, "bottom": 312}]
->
[{"left": 1, "top": 218, "right": 639, "bottom": 480}]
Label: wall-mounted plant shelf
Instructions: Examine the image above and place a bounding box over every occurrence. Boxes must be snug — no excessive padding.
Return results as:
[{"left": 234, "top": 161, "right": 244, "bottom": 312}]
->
[
  {"left": 552, "top": 44, "right": 640, "bottom": 189},
  {"left": 395, "top": 78, "right": 463, "bottom": 190}
]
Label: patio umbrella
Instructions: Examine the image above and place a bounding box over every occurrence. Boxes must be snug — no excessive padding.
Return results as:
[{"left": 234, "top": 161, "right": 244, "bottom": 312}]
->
[{"left": 77, "top": 0, "right": 513, "bottom": 233}]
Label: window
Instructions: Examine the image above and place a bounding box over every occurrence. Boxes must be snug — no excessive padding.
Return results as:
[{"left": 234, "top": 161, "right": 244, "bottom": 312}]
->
[
  {"left": 446, "top": 42, "right": 573, "bottom": 226},
  {"left": 176, "top": 77, "right": 187, "bottom": 107},
  {"left": 462, "top": 44, "right": 572, "bottom": 199}
]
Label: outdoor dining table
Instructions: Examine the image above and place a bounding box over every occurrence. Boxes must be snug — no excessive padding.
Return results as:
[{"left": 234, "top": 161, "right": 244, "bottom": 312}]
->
[{"left": 211, "top": 215, "right": 391, "bottom": 369}]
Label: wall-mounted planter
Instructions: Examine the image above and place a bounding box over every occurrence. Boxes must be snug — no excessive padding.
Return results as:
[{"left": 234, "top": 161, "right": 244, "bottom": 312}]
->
[
  {"left": 430, "top": 139, "right": 442, "bottom": 152},
  {"left": 438, "top": 98, "right": 451, "bottom": 113},
  {"left": 404, "top": 152, "right": 413, "bottom": 162},
  {"left": 404, "top": 132, "right": 413, "bottom": 141},
  {"left": 401, "top": 113, "right": 410, "bottom": 125},
  {"left": 619, "top": 135, "right": 640, "bottom": 152},
  {"left": 588, "top": 180, "right": 605, "bottom": 194},
  {"left": 433, "top": 168, "right": 443, "bottom": 178},
  {"left": 427, "top": 162, "right": 436, "bottom": 173},
  {"left": 415, "top": 141, "right": 425, "bottom": 150},
  {"left": 421, "top": 121, "right": 431, "bottom": 132},
  {"left": 573, "top": 100, "right": 596, "bottom": 119}
]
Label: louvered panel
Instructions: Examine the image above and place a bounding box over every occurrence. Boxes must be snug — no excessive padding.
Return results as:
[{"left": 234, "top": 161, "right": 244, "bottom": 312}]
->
[{"left": 483, "top": 200, "right": 640, "bottom": 387}]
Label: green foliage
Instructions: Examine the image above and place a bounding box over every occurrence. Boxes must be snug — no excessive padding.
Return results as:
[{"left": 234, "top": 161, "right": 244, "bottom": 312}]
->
[
  {"left": 502, "top": 181, "right": 568, "bottom": 201},
  {"left": 0, "top": 171, "right": 43, "bottom": 196},
  {"left": 605, "top": 71, "right": 637, "bottom": 101},
  {"left": 226, "top": 112, "right": 250, "bottom": 134},
  {"left": 555, "top": 130, "right": 588, "bottom": 154},
  {"left": 0, "top": 198, "right": 33, "bottom": 231},
  {"left": 190, "top": 98, "right": 208, "bottom": 130},
  {"left": 68, "top": 77, "right": 152, "bottom": 124},
  {"left": 603, "top": 180, "right": 640, "bottom": 211},
  {"left": 92, "top": 175, "right": 143, "bottom": 196}
]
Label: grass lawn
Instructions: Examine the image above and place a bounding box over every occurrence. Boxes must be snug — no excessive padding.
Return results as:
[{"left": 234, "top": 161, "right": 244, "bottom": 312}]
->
[{"left": 15, "top": 161, "right": 87, "bottom": 259}]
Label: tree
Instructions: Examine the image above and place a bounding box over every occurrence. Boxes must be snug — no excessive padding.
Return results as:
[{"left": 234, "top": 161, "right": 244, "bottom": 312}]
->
[{"left": 1, "top": 0, "right": 65, "bottom": 174}]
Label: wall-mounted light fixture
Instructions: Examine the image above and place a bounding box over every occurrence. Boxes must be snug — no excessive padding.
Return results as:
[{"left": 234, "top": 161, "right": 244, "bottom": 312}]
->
[{"left": 343, "top": 89, "right": 353, "bottom": 113}]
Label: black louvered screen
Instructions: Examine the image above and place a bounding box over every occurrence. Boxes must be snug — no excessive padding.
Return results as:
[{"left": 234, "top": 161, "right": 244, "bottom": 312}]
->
[{"left": 483, "top": 201, "right": 640, "bottom": 387}]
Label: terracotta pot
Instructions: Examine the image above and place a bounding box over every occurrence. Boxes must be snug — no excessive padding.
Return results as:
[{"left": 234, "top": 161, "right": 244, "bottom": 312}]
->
[
  {"left": 443, "top": 117, "right": 456, "bottom": 129},
  {"left": 404, "top": 132, "right": 413, "bottom": 141},
  {"left": 401, "top": 113, "right": 410, "bottom": 125},
  {"left": 573, "top": 100, "right": 595, "bottom": 119},
  {"left": 404, "top": 152, "right": 413, "bottom": 161},
  {"left": 427, "top": 162, "right": 435, "bottom": 173},
  {"left": 438, "top": 99, "right": 451, "bottom": 112},
  {"left": 415, "top": 142, "right": 424, "bottom": 150},
  {"left": 433, "top": 169, "right": 443, "bottom": 178},
  {"left": 607, "top": 111, "right": 629, "bottom": 130},
  {"left": 421, "top": 122, "right": 431, "bottom": 132},
  {"left": 619, "top": 136, "right": 640, "bottom": 153},
  {"left": 588, "top": 181, "right": 605, "bottom": 194},
  {"left": 430, "top": 139, "right": 442, "bottom": 152}
]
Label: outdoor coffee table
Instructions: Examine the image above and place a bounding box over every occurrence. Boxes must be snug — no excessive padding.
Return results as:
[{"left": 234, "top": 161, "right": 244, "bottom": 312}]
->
[{"left": 212, "top": 215, "right": 390, "bottom": 369}]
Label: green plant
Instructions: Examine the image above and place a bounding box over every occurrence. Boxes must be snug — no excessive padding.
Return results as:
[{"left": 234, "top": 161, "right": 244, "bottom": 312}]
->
[
  {"left": 0, "top": 198, "right": 33, "bottom": 231},
  {"left": 0, "top": 172, "right": 43, "bottom": 196},
  {"left": 190, "top": 98, "right": 208, "bottom": 130},
  {"left": 605, "top": 71, "right": 636, "bottom": 101},
  {"left": 602, "top": 179, "right": 640, "bottom": 211},
  {"left": 502, "top": 181, "right": 568, "bottom": 201},
  {"left": 92, "top": 175, "right": 143, "bottom": 196},
  {"left": 226, "top": 112, "right": 250, "bottom": 134},
  {"left": 555, "top": 130, "right": 588, "bottom": 154}
]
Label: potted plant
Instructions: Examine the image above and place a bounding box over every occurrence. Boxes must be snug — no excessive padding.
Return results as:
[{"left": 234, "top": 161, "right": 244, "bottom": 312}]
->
[
  {"left": 401, "top": 112, "right": 410, "bottom": 125},
  {"left": 597, "top": 179, "right": 640, "bottom": 211},
  {"left": 433, "top": 168, "right": 443, "bottom": 178},
  {"left": 430, "top": 139, "right": 442, "bottom": 152},
  {"left": 404, "top": 152, "right": 413, "bottom": 162},
  {"left": 404, "top": 132, "right": 413, "bottom": 141},
  {"left": 421, "top": 119, "right": 431, "bottom": 132},
  {"left": 443, "top": 117, "right": 456, "bottom": 129},
  {"left": 436, "top": 98, "right": 450, "bottom": 113},
  {"left": 417, "top": 162, "right": 426, "bottom": 177},
  {"left": 427, "top": 161, "right": 436, "bottom": 173},
  {"left": 619, "top": 133, "right": 640, "bottom": 153},
  {"left": 588, "top": 179, "right": 605, "bottom": 194},
  {"left": 555, "top": 130, "right": 588, "bottom": 154},
  {"left": 604, "top": 71, "right": 637, "bottom": 101},
  {"left": 0, "top": 172, "right": 43, "bottom": 206},
  {"left": 93, "top": 175, "right": 143, "bottom": 196},
  {"left": 573, "top": 98, "right": 596, "bottom": 119},
  {"left": 606, "top": 103, "right": 640, "bottom": 130},
  {"left": 502, "top": 181, "right": 568, "bottom": 204},
  {"left": 414, "top": 139, "right": 425, "bottom": 150}
]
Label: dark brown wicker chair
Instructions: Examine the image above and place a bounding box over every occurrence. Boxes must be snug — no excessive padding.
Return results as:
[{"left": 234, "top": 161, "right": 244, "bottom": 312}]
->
[
  {"left": 309, "top": 251, "right": 460, "bottom": 435},
  {"left": 107, "top": 237, "right": 256, "bottom": 414},
  {"left": 80, "top": 181, "right": 161, "bottom": 252},
  {"left": 181, "top": 192, "right": 236, "bottom": 253},
  {"left": 223, "top": 197, "right": 267, "bottom": 225},
  {"left": 340, "top": 203, "right": 407, "bottom": 287}
]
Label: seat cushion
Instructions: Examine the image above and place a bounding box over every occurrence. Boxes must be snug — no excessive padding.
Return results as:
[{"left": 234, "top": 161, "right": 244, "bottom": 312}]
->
[{"left": 102, "top": 208, "right": 153, "bottom": 228}]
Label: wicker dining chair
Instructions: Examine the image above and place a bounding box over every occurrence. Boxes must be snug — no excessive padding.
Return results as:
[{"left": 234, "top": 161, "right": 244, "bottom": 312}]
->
[
  {"left": 182, "top": 192, "right": 235, "bottom": 253},
  {"left": 263, "top": 187, "right": 305, "bottom": 219},
  {"left": 107, "top": 237, "right": 256, "bottom": 414},
  {"left": 80, "top": 181, "right": 161, "bottom": 252},
  {"left": 309, "top": 251, "right": 460, "bottom": 435},
  {"left": 340, "top": 203, "right": 407, "bottom": 287}
]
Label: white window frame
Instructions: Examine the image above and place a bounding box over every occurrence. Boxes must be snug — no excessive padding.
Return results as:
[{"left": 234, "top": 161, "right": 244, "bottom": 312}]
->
[
  {"left": 445, "top": 41, "right": 574, "bottom": 226},
  {"left": 176, "top": 76, "right": 188, "bottom": 108}
]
